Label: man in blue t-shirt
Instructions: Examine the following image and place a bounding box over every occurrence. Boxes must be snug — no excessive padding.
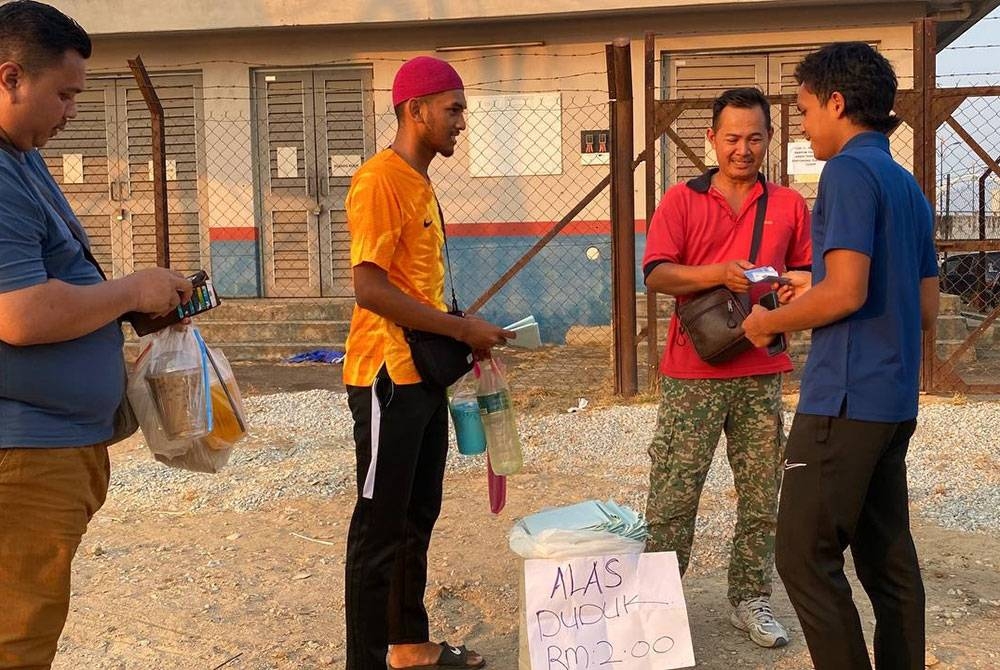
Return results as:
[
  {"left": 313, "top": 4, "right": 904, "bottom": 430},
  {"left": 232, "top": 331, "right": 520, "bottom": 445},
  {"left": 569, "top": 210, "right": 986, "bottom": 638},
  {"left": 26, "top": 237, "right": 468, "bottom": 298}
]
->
[
  {"left": 0, "top": 3, "right": 193, "bottom": 667},
  {"left": 742, "top": 42, "right": 938, "bottom": 670}
]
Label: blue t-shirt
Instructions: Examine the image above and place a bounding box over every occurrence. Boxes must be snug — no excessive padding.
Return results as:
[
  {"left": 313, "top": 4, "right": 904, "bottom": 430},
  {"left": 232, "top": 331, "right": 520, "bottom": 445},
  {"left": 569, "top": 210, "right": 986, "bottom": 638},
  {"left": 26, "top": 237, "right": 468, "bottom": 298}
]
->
[
  {"left": 798, "top": 132, "right": 937, "bottom": 423},
  {"left": 0, "top": 148, "right": 125, "bottom": 448}
]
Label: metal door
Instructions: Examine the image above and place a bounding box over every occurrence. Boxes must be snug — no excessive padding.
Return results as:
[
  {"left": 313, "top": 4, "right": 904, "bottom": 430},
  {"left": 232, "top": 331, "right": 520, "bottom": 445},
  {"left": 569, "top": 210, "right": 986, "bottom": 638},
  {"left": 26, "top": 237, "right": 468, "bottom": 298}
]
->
[
  {"left": 254, "top": 67, "right": 373, "bottom": 297},
  {"left": 41, "top": 73, "right": 207, "bottom": 277}
]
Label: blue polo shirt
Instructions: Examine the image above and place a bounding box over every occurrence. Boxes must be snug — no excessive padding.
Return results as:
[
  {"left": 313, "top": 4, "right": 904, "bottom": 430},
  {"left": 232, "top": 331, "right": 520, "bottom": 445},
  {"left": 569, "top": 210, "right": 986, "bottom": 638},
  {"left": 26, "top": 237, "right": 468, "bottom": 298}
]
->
[
  {"left": 798, "top": 132, "right": 937, "bottom": 423},
  {"left": 0, "top": 147, "right": 125, "bottom": 448}
]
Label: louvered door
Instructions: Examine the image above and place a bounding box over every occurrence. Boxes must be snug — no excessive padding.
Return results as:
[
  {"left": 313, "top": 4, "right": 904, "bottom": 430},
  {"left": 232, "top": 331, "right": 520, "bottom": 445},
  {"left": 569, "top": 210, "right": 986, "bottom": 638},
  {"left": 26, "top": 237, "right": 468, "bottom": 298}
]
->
[
  {"left": 665, "top": 55, "right": 767, "bottom": 186},
  {"left": 122, "top": 74, "right": 206, "bottom": 276},
  {"left": 40, "top": 74, "right": 208, "bottom": 278},
  {"left": 255, "top": 68, "right": 373, "bottom": 297},
  {"left": 255, "top": 71, "right": 321, "bottom": 297},
  {"left": 40, "top": 81, "right": 123, "bottom": 274},
  {"left": 315, "top": 70, "right": 373, "bottom": 297}
]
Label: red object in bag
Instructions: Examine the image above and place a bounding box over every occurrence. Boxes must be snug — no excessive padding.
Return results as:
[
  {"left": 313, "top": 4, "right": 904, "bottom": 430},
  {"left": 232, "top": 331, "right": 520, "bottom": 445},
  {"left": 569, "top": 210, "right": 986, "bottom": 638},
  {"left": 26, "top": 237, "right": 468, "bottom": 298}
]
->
[{"left": 487, "top": 453, "right": 507, "bottom": 514}]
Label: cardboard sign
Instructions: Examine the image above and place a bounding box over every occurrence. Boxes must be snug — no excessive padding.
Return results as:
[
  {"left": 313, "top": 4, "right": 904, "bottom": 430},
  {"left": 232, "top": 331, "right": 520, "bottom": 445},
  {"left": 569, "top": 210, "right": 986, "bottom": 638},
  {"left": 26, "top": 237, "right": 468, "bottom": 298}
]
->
[{"left": 524, "top": 552, "right": 694, "bottom": 670}]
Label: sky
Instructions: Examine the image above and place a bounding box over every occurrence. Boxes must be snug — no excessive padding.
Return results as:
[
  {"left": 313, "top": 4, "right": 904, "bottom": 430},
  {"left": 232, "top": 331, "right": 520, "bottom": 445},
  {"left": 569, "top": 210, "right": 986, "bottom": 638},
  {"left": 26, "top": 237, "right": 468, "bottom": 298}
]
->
[
  {"left": 938, "top": 7, "right": 1000, "bottom": 86},
  {"left": 934, "top": 7, "right": 1000, "bottom": 213}
]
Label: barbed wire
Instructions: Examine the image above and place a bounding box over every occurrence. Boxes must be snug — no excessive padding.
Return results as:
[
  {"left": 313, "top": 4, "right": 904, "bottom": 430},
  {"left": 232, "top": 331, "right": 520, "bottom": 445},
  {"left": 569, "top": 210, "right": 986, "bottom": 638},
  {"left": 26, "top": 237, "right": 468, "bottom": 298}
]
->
[
  {"left": 85, "top": 50, "right": 611, "bottom": 74},
  {"left": 85, "top": 73, "right": 1000, "bottom": 97},
  {"left": 84, "top": 42, "right": 1000, "bottom": 76},
  {"left": 120, "top": 93, "right": 611, "bottom": 106}
]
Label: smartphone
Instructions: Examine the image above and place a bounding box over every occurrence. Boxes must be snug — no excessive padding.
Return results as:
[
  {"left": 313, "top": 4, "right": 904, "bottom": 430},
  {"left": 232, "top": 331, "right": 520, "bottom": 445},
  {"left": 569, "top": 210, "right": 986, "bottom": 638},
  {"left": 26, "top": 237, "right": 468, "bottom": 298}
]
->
[
  {"left": 126, "top": 270, "right": 221, "bottom": 336},
  {"left": 758, "top": 291, "right": 787, "bottom": 356}
]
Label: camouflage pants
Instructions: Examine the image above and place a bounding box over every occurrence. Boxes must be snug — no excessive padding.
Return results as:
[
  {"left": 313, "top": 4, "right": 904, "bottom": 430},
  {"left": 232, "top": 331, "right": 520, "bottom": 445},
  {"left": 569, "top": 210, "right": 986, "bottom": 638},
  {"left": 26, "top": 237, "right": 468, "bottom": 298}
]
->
[{"left": 645, "top": 374, "right": 784, "bottom": 606}]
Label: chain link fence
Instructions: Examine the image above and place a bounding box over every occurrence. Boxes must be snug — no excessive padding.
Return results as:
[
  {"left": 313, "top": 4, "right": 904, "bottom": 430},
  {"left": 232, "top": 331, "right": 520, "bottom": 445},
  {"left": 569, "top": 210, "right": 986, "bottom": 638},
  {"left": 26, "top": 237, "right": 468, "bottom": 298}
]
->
[
  {"left": 930, "top": 90, "right": 1000, "bottom": 389},
  {"left": 37, "top": 49, "right": 1000, "bottom": 397},
  {"left": 645, "top": 75, "right": 1000, "bottom": 394},
  {"left": 40, "top": 81, "right": 620, "bottom": 396}
]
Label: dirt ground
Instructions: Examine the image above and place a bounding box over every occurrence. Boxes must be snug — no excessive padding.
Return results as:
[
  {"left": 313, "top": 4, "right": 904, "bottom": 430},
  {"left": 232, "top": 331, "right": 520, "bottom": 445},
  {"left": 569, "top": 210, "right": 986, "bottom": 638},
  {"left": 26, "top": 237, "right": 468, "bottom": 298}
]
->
[{"left": 54, "top": 354, "right": 1000, "bottom": 670}]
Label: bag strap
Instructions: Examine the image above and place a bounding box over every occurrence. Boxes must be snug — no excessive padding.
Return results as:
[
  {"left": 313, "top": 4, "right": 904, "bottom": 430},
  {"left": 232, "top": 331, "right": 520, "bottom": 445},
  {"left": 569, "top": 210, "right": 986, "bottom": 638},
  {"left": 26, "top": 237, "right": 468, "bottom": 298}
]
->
[
  {"left": 9, "top": 144, "right": 110, "bottom": 281},
  {"left": 72, "top": 232, "right": 108, "bottom": 280},
  {"left": 732, "top": 173, "right": 770, "bottom": 313},
  {"left": 747, "top": 173, "right": 769, "bottom": 265},
  {"left": 435, "top": 196, "right": 462, "bottom": 313}
]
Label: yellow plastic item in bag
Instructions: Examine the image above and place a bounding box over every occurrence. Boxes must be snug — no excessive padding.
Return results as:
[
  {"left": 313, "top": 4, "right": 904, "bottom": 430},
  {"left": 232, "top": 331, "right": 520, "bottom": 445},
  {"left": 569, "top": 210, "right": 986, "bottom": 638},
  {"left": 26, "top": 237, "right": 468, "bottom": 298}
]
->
[{"left": 209, "top": 381, "right": 244, "bottom": 444}]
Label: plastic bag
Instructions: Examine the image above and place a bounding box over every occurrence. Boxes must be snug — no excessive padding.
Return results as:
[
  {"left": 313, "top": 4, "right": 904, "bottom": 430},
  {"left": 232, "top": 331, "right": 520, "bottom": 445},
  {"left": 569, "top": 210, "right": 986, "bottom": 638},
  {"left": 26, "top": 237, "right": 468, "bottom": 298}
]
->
[
  {"left": 201, "top": 346, "right": 247, "bottom": 451},
  {"left": 144, "top": 327, "right": 209, "bottom": 440},
  {"left": 128, "top": 327, "right": 246, "bottom": 473},
  {"left": 449, "top": 367, "right": 486, "bottom": 456},
  {"left": 508, "top": 524, "right": 645, "bottom": 559},
  {"left": 476, "top": 356, "right": 522, "bottom": 475}
]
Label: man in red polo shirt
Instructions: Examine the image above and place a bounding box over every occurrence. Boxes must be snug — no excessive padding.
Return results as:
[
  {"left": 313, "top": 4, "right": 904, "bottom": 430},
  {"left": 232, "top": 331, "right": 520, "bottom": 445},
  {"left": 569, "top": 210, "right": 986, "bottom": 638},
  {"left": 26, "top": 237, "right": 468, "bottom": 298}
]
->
[{"left": 643, "top": 87, "right": 811, "bottom": 649}]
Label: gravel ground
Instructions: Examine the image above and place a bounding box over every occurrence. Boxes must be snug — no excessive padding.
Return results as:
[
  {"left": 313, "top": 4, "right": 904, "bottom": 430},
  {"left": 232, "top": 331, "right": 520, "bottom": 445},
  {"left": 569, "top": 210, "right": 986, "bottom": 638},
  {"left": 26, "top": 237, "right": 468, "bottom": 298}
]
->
[
  {"left": 110, "top": 390, "right": 1000, "bottom": 541},
  {"left": 58, "top": 389, "right": 1000, "bottom": 669}
]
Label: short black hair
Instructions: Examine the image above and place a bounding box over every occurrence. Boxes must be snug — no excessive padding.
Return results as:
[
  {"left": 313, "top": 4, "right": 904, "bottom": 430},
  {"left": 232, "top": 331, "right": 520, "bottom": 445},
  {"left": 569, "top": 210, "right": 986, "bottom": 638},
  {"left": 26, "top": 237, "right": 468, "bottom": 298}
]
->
[
  {"left": 794, "top": 42, "right": 899, "bottom": 134},
  {"left": 712, "top": 88, "right": 771, "bottom": 130},
  {"left": 0, "top": 1, "right": 91, "bottom": 73}
]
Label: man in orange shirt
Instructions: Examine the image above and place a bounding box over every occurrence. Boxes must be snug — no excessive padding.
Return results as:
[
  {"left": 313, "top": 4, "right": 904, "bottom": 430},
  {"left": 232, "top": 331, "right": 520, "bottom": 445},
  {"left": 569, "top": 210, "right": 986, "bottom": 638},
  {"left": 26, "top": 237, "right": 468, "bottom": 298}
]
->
[{"left": 343, "top": 56, "right": 512, "bottom": 670}]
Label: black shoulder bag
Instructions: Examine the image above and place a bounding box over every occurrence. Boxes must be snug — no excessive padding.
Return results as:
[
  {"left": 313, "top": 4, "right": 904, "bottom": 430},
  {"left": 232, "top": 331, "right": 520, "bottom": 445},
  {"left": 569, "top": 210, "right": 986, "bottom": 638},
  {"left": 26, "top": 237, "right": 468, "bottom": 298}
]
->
[
  {"left": 675, "top": 176, "right": 769, "bottom": 365},
  {"left": 402, "top": 201, "right": 474, "bottom": 388}
]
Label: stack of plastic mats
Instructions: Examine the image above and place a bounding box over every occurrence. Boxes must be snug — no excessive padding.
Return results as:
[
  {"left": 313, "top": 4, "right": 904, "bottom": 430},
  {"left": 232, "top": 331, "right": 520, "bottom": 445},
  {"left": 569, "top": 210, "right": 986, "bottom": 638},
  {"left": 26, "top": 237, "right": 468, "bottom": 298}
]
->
[
  {"left": 509, "top": 499, "right": 648, "bottom": 560},
  {"left": 517, "top": 499, "right": 648, "bottom": 541}
]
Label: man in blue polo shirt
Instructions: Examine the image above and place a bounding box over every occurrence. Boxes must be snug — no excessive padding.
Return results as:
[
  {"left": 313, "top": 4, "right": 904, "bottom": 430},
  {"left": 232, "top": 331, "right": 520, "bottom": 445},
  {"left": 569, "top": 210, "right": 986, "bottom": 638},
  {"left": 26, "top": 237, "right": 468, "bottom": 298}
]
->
[
  {"left": 0, "top": 3, "right": 192, "bottom": 667},
  {"left": 742, "top": 42, "right": 938, "bottom": 670}
]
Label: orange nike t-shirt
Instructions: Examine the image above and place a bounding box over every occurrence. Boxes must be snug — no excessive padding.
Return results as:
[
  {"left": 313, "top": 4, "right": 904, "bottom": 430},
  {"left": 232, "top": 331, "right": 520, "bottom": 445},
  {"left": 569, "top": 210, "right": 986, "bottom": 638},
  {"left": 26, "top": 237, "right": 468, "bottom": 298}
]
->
[{"left": 342, "top": 149, "right": 446, "bottom": 387}]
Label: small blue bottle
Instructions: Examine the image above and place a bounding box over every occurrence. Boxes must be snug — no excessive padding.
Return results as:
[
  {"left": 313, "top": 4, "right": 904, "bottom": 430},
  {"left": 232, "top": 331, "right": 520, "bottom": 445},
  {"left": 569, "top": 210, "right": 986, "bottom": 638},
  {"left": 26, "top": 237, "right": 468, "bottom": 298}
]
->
[{"left": 450, "top": 398, "right": 487, "bottom": 455}]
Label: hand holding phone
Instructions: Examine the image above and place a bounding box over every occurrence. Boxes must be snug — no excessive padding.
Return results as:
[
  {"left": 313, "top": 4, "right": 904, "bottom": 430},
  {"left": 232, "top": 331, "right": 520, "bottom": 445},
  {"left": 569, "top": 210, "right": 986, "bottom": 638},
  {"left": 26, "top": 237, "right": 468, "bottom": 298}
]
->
[
  {"left": 126, "top": 269, "right": 221, "bottom": 336},
  {"left": 758, "top": 291, "right": 787, "bottom": 356}
]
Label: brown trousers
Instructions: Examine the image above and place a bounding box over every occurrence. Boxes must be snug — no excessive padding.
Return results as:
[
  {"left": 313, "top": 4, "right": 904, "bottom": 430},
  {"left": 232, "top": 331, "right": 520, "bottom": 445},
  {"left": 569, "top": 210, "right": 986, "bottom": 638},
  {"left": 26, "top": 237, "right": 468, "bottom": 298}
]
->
[{"left": 0, "top": 446, "right": 110, "bottom": 670}]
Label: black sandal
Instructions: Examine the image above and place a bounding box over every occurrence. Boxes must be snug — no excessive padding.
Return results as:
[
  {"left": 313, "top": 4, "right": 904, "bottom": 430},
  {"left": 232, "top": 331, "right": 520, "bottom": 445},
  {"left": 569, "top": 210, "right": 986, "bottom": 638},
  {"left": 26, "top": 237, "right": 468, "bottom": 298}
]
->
[{"left": 388, "top": 641, "right": 486, "bottom": 669}]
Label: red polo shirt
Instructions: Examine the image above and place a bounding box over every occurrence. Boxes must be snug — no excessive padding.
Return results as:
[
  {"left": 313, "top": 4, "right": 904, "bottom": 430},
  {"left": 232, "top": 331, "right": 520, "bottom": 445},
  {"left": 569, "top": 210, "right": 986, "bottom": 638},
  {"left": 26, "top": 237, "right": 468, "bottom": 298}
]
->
[{"left": 643, "top": 173, "right": 812, "bottom": 379}]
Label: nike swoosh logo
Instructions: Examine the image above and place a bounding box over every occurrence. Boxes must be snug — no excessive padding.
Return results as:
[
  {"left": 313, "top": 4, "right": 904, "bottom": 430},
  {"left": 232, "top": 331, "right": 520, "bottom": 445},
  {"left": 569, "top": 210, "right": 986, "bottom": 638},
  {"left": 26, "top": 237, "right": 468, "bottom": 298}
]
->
[
  {"left": 423, "top": 219, "right": 432, "bottom": 228},
  {"left": 783, "top": 459, "right": 807, "bottom": 470},
  {"left": 449, "top": 646, "right": 461, "bottom": 656}
]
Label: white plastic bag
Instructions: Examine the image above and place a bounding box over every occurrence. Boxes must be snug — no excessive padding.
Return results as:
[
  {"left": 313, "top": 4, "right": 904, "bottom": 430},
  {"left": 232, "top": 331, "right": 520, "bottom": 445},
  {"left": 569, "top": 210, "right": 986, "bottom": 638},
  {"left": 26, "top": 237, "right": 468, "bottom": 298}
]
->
[
  {"left": 508, "top": 524, "right": 645, "bottom": 559},
  {"left": 144, "top": 327, "right": 209, "bottom": 440},
  {"left": 128, "top": 327, "right": 245, "bottom": 473},
  {"left": 129, "top": 329, "right": 201, "bottom": 458},
  {"left": 449, "top": 368, "right": 486, "bottom": 456}
]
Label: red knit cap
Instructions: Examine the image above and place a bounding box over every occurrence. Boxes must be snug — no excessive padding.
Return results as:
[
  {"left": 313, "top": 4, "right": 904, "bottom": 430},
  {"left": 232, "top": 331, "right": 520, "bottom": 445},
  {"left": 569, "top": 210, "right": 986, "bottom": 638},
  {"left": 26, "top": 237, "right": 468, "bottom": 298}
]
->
[{"left": 391, "top": 56, "right": 464, "bottom": 107}]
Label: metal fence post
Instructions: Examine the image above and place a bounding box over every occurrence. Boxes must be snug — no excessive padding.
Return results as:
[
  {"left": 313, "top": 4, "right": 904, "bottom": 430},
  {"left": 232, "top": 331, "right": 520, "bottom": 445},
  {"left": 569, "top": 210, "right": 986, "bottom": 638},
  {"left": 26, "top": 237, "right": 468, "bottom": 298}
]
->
[
  {"left": 644, "top": 32, "right": 660, "bottom": 393},
  {"left": 609, "top": 38, "right": 638, "bottom": 396},
  {"left": 128, "top": 55, "right": 170, "bottom": 268},
  {"left": 914, "top": 18, "right": 936, "bottom": 392}
]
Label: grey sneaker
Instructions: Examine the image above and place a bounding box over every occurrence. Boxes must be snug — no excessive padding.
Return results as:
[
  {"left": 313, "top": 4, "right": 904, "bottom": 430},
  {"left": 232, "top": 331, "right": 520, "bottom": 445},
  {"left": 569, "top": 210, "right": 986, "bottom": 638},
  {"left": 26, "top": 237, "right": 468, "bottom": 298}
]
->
[{"left": 729, "top": 596, "right": 789, "bottom": 648}]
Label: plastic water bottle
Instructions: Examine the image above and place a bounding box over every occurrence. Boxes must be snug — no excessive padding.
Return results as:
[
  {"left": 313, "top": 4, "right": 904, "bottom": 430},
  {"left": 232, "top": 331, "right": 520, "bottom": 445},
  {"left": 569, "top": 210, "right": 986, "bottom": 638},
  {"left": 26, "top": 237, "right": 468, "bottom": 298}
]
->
[{"left": 476, "top": 360, "right": 523, "bottom": 475}]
